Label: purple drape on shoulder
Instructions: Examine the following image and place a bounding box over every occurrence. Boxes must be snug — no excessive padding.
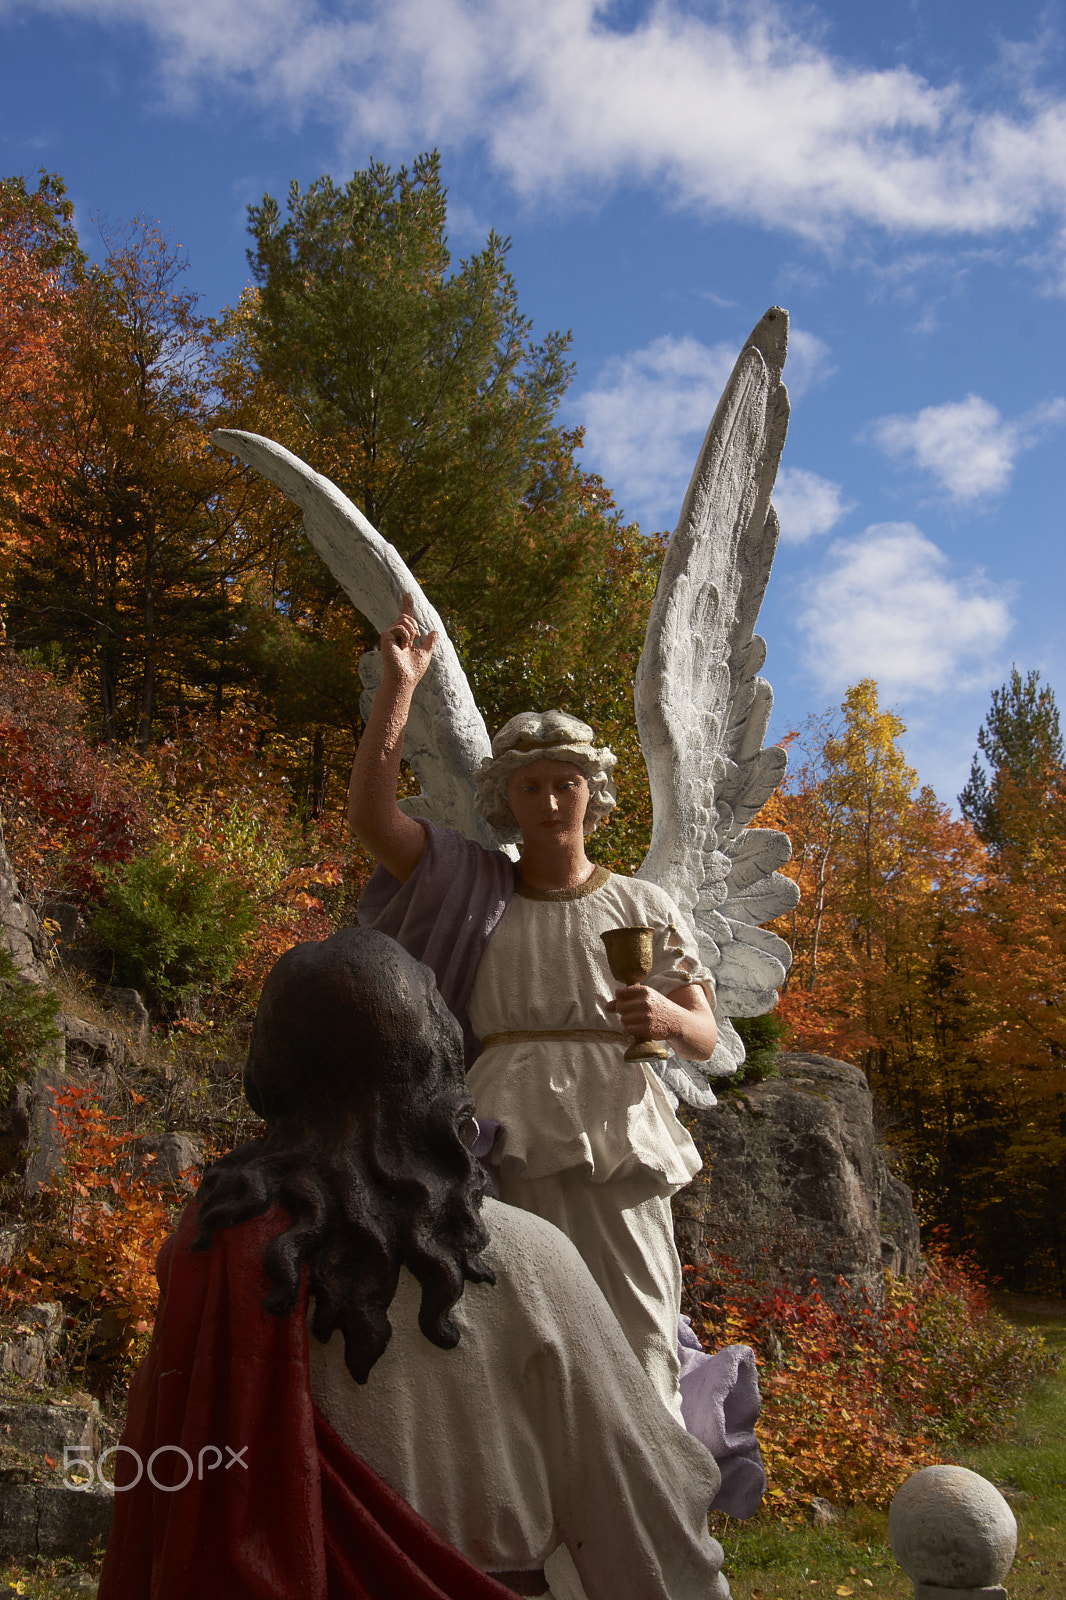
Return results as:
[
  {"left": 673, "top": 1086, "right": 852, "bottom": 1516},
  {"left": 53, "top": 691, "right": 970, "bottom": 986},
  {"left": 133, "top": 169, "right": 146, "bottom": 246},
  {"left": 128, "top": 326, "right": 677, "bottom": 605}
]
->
[{"left": 357, "top": 822, "right": 515, "bottom": 1067}]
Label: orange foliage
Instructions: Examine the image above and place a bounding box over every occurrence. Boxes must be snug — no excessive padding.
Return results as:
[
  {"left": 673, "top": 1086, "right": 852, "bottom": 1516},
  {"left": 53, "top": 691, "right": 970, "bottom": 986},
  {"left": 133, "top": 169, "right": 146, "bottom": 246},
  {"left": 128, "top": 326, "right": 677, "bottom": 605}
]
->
[
  {"left": 955, "top": 762, "right": 1066, "bottom": 1072},
  {"left": 2, "top": 1087, "right": 178, "bottom": 1385},
  {"left": 762, "top": 680, "right": 1066, "bottom": 1289},
  {"left": 686, "top": 1238, "right": 1052, "bottom": 1516},
  {"left": 760, "top": 683, "right": 983, "bottom": 1105},
  {"left": 0, "top": 173, "right": 85, "bottom": 565},
  {"left": 941, "top": 763, "right": 1066, "bottom": 1272}
]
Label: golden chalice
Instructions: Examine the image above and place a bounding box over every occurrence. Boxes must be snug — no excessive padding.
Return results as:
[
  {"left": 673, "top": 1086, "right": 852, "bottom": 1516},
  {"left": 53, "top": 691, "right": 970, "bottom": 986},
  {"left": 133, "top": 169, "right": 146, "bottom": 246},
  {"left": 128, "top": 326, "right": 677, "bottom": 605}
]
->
[{"left": 600, "top": 926, "right": 672, "bottom": 1063}]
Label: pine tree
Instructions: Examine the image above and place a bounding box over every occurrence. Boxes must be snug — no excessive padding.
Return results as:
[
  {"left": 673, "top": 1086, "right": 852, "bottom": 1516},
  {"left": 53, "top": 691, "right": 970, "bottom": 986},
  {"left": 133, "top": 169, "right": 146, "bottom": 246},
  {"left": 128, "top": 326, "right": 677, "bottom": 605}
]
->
[
  {"left": 959, "top": 666, "right": 1064, "bottom": 849},
  {"left": 227, "top": 150, "right": 659, "bottom": 824}
]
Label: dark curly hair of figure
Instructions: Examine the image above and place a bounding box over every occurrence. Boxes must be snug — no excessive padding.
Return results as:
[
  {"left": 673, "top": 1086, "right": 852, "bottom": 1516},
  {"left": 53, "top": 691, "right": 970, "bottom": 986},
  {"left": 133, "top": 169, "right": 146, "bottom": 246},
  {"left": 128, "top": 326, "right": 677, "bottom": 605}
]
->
[{"left": 191, "top": 928, "right": 495, "bottom": 1384}]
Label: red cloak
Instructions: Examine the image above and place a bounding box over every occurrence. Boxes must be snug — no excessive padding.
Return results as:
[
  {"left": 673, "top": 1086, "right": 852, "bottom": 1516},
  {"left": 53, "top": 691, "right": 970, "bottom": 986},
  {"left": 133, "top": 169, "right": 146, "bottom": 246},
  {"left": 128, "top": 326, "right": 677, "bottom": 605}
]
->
[{"left": 97, "top": 1204, "right": 516, "bottom": 1600}]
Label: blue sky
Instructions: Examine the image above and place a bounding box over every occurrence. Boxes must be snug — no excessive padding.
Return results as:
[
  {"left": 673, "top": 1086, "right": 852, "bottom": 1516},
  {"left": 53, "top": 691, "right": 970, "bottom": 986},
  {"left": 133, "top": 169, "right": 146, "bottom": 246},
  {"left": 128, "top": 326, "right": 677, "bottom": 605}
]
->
[{"left": 3, "top": 0, "right": 1065, "bottom": 805}]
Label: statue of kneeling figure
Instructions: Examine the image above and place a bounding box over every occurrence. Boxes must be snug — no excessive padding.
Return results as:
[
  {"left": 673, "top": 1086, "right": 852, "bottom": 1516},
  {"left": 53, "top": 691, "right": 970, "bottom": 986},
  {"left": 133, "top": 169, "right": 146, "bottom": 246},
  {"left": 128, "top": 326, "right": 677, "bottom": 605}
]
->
[{"left": 98, "top": 927, "right": 731, "bottom": 1600}]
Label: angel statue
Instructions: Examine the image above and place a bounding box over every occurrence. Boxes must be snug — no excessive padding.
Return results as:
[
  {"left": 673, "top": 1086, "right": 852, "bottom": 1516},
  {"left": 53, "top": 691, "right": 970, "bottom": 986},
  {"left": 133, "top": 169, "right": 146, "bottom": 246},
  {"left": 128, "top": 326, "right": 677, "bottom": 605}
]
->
[{"left": 211, "top": 305, "right": 798, "bottom": 1517}]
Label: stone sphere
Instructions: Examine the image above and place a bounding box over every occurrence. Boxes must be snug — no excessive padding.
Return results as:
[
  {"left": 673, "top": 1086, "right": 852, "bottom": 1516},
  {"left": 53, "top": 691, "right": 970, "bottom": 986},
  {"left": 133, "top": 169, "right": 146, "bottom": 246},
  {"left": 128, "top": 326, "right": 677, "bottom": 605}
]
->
[{"left": 889, "top": 1466, "right": 1016, "bottom": 1589}]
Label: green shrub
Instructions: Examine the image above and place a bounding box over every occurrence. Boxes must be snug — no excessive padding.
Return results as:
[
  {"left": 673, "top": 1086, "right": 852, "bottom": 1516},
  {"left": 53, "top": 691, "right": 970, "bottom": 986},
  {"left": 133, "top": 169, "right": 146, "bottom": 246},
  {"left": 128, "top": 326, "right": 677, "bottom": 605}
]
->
[
  {"left": 732, "top": 1009, "right": 786, "bottom": 1082},
  {"left": 0, "top": 944, "right": 61, "bottom": 1098},
  {"left": 92, "top": 843, "right": 257, "bottom": 1011}
]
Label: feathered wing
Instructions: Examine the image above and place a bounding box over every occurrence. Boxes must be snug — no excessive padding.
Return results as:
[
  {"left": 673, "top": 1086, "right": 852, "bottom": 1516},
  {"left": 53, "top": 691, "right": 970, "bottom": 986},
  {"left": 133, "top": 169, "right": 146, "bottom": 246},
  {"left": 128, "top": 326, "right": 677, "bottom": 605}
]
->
[
  {"left": 635, "top": 309, "right": 800, "bottom": 1105},
  {"left": 209, "top": 430, "right": 500, "bottom": 850}
]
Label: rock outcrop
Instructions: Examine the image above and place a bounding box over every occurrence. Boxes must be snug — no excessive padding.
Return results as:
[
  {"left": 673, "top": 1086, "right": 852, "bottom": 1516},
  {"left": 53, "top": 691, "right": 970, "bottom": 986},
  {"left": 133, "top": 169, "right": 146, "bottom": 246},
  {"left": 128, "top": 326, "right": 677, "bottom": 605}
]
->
[
  {"left": 0, "top": 1481, "right": 113, "bottom": 1560},
  {"left": 0, "top": 821, "right": 49, "bottom": 985},
  {"left": 674, "top": 1052, "right": 922, "bottom": 1307}
]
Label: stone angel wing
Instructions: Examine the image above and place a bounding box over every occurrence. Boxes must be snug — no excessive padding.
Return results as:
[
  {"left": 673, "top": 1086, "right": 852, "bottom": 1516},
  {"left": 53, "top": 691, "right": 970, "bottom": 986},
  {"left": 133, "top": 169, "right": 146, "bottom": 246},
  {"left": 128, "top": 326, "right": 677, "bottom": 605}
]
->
[
  {"left": 635, "top": 308, "right": 800, "bottom": 1104},
  {"left": 209, "top": 429, "right": 504, "bottom": 852}
]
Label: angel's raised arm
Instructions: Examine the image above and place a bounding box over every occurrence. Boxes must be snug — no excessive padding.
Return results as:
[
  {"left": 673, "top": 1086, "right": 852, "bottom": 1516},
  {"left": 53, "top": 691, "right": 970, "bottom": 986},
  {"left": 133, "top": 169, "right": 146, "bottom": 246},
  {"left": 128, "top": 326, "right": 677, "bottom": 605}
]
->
[
  {"left": 348, "top": 595, "right": 438, "bottom": 882},
  {"left": 209, "top": 429, "right": 504, "bottom": 860}
]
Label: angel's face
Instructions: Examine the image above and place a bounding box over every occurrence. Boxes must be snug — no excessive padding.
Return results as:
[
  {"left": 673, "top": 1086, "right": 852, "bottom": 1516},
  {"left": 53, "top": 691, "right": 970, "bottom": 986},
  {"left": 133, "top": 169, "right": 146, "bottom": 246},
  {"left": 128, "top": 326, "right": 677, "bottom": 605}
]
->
[{"left": 507, "top": 760, "right": 590, "bottom": 844}]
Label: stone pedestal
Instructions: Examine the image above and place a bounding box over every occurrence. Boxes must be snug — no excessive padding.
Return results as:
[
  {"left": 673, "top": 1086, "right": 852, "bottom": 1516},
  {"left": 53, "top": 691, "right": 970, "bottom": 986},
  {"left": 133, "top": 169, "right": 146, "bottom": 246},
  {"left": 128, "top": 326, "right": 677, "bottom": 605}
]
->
[
  {"left": 914, "top": 1586, "right": 1007, "bottom": 1600},
  {"left": 890, "top": 1466, "right": 1016, "bottom": 1598}
]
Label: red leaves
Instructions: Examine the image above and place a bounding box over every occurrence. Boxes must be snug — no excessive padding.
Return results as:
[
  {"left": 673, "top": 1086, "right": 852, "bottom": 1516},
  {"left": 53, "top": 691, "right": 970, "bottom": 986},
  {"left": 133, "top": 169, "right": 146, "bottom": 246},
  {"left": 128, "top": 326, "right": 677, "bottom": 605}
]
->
[
  {"left": 685, "top": 1236, "right": 1051, "bottom": 1518},
  {"left": 0, "top": 655, "right": 149, "bottom": 900}
]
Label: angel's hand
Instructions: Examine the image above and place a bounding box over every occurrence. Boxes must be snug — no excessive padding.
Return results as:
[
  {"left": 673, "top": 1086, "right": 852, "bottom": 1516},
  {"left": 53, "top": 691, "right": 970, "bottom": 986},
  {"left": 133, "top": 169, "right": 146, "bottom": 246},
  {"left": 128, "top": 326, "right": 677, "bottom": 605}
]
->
[
  {"left": 381, "top": 593, "right": 438, "bottom": 692},
  {"left": 606, "top": 984, "right": 675, "bottom": 1040},
  {"left": 606, "top": 982, "right": 718, "bottom": 1061}
]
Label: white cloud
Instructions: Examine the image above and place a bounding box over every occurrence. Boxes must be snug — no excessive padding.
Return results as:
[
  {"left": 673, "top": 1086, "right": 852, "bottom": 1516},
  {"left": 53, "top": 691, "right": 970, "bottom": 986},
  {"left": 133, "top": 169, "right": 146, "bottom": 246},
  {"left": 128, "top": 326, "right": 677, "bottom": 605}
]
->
[
  {"left": 443, "top": 199, "right": 494, "bottom": 247},
  {"left": 571, "top": 333, "right": 736, "bottom": 526},
  {"left": 783, "top": 328, "right": 835, "bottom": 398},
  {"left": 11, "top": 0, "right": 1066, "bottom": 257},
  {"left": 773, "top": 467, "right": 852, "bottom": 544},
  {"left": 871, "top": 393, "right": 1066, "bottom": 503},
  {"left": 796, "top": 523, "right": 1012, "bottom": 697},
  {"left": 572, "top": 320, "right": 834, "bottom": 526}
]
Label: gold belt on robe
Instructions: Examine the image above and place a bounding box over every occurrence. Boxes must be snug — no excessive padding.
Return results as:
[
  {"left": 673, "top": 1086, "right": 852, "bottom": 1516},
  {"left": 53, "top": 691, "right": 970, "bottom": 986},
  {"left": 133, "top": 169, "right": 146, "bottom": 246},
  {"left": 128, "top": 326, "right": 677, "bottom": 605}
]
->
[{"left": 478, "top": 1028, "right": 624, "bottom": 1049}]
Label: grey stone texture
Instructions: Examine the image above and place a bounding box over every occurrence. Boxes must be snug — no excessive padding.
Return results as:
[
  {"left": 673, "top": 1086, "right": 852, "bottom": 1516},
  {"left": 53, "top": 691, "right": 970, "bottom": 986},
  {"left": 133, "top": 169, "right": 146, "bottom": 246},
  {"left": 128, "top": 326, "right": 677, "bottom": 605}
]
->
[
  {"left": 0, "top": 1302, "right": 63, "bottom": 1385},
  {"left": 13, "top": 1060, "right": 71, "bottom": 1194},
  {"left": 106, "top": 987, "right": 150, "bottom": 1042},
  {"left": 890, "top": 1466, "right": 1017, "bottom": 1593},
  {"left": 807, "top": 1495, "right": 845, "bottom": 1526},
  {"left": 0, "top": 819, "right": 49, "bottom": 984},
  {"left": 0, "top": 1482, "right": 113, "bottom": 1559},
  {"left": 913, "top": 1588, "right": 1007, "bottom": 1600},
  {"left": 674, "top": 1052, "right": 921, "bottom": 1306},
  {"left": 134, "top": 1131, "right": 203, "bottom": 1182},
  {"left": 0, "top": 1396, "right": 103, "bottom": 1463},
  {"left": 0, "top": 1385, "right": 111, "bottom": 1559},
  {"left": 0, "top": 1224, "right": 30, "bottom": 1268},
  {"left": 881, "top": 1165, "right": 923, "bottom": 1277},
  {"left": 59, "top": 1014, "right": 125, "bottom": 1082}
]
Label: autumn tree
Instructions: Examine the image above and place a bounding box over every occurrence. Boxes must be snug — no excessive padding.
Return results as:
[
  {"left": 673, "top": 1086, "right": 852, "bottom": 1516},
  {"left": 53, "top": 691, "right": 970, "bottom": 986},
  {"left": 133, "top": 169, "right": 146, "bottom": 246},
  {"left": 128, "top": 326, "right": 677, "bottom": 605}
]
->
[
  {"left": 7, "top": 221, "right": 264, "bottom": 743},
  {"left": 951, "top": 753, "right": 1066, "bottom": 1291},
  {"left": 959, "top": 666, "right": 1064, "bottom": 851},
  {"left": 0, "top": 172, "right": 86, "bottom": 578},
  {"left": 765, "top": 677, "right": 1066, "bottom": 1288},
  {"left": 763, "top": 681, "right": 982, "bottom": 1149}
]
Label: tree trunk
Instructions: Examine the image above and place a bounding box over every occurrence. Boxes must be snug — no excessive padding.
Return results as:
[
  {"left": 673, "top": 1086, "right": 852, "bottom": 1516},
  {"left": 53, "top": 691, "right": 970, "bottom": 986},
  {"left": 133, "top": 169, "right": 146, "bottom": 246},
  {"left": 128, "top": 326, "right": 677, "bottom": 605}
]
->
[
  {"left": 99, "top": 657, "right": 118, "bottom": 744},
  {"left": 311, "top": 729, "right": 326, "bottom": 819},
  {"left": 97, "top": 617, "right": 118, "bottom": 744},
  {"left": 136, "top": 520, "right": 156, "bottom": 749}
]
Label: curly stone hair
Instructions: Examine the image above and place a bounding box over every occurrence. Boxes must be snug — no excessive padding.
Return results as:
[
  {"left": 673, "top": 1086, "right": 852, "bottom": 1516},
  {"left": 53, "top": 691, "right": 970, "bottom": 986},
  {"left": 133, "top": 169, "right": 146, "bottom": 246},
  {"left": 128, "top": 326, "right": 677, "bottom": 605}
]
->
[
  {"left": 192, "top": 928, "right": 495, "bottom": 1383},
  {"left": 473, "top": 710, "right": 618, "bottom": 845}
]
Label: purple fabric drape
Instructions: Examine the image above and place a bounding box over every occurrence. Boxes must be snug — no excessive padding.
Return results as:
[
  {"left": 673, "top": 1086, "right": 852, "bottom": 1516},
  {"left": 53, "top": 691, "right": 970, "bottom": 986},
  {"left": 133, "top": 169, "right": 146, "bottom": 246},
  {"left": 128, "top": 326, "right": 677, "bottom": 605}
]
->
[
  {"left": 358, "top": 822, "right": 514, "bottom": 1066},
  {"left": 678, "top": 1317, "right": 766, "bottom": 1518}
]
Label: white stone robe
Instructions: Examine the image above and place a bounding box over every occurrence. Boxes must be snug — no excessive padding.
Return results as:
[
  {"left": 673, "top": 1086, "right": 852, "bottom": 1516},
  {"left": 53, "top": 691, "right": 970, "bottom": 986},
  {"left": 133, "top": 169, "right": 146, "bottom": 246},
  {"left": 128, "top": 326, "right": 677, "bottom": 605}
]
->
[
  {"left": 359, "top": 830, "right": 765, "bottom": 1516},
  {"left": 466, "top": 873, "right": 707, "bottom": 1416},
  {"left": 308, "top": 1198, "right": 729, "bottom": 1600}
]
